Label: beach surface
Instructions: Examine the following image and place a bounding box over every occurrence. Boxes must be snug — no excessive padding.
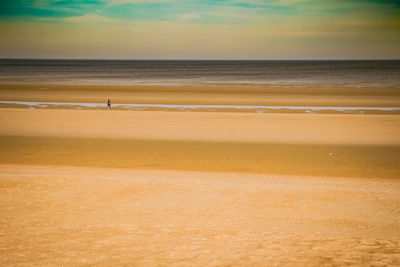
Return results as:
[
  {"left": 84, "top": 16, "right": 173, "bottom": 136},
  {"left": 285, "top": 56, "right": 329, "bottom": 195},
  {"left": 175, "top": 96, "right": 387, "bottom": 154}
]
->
[
  {"left": 1, "top": 83, "right": 400, "bottom": 107},
  {"left": 1, "top": 84, "right": 400, "bottom": 265},
  {"left": 1, "top": 165, "right": 399, "bottom": 266}
]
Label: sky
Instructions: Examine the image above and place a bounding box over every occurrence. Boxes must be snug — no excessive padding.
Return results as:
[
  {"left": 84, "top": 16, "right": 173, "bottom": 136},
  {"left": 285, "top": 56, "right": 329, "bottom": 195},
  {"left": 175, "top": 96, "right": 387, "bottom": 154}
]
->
[{"left": 0, "top": 0, "right": 399, "bottom": 59}]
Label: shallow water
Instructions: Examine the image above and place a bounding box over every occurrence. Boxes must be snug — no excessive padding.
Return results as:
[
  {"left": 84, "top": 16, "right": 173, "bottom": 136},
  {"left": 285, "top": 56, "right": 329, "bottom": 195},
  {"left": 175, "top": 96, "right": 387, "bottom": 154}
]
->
[{"left": 1, "top": 100, "right": 400, "bottom": 114}]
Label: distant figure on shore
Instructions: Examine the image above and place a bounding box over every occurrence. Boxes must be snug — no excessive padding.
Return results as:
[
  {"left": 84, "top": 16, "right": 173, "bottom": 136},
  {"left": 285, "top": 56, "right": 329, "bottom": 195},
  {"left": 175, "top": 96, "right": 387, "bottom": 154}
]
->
[{"left": 107, "top": 99, "right": 111, "bottom": 111}]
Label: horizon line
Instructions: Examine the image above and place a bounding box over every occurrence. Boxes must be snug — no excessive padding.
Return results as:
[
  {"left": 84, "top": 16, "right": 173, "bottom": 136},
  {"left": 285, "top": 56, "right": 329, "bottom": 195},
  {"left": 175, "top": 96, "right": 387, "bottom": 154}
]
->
[{"left": 1, "top": 57, "right": 400, "bottom": 61}]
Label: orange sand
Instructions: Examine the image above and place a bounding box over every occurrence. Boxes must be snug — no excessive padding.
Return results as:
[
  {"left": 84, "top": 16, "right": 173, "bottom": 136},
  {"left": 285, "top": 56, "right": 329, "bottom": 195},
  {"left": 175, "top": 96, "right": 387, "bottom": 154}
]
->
[
  {"left": 0, "top": 165, "right": 399, "bottom": 265},
  {"left": 0, "top": 84, "right": 400, "bottom": 265}
]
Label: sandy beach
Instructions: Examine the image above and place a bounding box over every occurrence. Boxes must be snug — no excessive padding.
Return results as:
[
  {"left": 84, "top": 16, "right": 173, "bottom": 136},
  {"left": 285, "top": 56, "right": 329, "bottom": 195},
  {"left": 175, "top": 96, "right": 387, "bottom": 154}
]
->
[
  {"left": 1, "top": 84, "right": 400, "bottom": 265},
  {"left": 2, "top": 0, "right": 400, "bottom": 262},
  {"left": 1, "top": 83, "right": 400, "bottom": 107},
  {"left": 1, "top": 165, "right": 399, "bottom": 266}
]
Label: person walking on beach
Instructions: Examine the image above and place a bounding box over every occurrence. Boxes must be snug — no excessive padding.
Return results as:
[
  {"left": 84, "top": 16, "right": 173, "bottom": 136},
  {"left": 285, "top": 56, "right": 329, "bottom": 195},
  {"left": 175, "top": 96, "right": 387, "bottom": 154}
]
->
[{"left": 107, "top": 98, "right": 111, "bottom": 111}]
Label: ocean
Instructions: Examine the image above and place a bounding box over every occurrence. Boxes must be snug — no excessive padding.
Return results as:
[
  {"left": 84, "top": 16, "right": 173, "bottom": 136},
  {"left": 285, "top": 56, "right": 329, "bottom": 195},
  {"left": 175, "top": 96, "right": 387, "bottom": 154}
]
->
[{"left": 0, "top": 59, "right": 399, "bottom": 88}]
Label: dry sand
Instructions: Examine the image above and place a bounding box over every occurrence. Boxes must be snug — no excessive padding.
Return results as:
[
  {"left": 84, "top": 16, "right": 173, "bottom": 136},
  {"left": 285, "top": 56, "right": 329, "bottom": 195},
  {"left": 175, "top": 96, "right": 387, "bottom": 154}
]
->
[
  {"left": 1, "top": 109, "right": 400, "bottom": 179},
  {"left": 1, "top": 84, "right": 400, "bottom": 265},
  {"left": 2, "top": 108, "right": 400, "bottom": 145},
  {"left": 1, "top": 165, "right": 399, "bottom": 266}
]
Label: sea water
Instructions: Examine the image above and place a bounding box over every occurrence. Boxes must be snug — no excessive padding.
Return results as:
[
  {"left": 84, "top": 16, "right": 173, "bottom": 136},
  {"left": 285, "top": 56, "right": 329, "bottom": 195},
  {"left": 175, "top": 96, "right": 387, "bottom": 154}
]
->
[{"left": 0, "top": 59, "right": 399, "bottom": 88}]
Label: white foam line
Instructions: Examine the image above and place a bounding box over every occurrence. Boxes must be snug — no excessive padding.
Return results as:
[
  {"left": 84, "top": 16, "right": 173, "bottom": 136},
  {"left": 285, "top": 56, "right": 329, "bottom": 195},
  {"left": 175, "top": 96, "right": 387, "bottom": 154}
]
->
[{"left": 1, "top": 101, "right": 399, "bottom": 111}]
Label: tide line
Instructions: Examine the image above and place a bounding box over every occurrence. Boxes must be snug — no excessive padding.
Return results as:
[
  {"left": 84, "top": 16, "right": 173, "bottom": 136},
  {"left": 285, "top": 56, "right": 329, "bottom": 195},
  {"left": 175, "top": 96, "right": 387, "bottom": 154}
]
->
[{"left": 0, "top": 101, "right": 399, "bottom": 112}]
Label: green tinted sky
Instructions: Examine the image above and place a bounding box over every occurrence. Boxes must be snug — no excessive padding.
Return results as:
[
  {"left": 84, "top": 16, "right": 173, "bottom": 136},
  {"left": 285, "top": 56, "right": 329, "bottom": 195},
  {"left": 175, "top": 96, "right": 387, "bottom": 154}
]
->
[{"left": 0, "top": 0, "right": 399, "bottom": 59}]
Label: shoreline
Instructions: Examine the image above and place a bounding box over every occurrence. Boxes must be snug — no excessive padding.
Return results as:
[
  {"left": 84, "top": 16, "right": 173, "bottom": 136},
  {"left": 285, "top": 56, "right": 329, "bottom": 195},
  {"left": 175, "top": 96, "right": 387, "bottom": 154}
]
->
[
  {"left": 1, "top": 83, "right": 400, "bottom": 108},
  {"left": 2, "top": 100, "right": 400, "bottom": 114}
]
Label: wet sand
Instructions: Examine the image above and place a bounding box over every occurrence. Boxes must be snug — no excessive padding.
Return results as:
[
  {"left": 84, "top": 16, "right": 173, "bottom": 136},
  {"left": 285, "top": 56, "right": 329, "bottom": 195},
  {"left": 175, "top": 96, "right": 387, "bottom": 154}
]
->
[
  {"left": 1, "top": 83, "right": 400, "bottom": 107},
  {"left": 1, "top": 84, "right": 400, "bottom": 265},
  {"left": 2, "top": 100, "right": 400, "bottom": 114}
]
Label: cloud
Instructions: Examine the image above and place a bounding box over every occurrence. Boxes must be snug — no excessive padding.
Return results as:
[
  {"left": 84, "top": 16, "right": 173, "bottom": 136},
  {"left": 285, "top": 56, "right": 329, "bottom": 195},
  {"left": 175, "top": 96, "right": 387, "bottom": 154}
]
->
[
  {"left": 104, "top": 0, "right": 171, "bottom": 7},
  {"left": 63, "top": 14, "right": 121, "bottom": 23},
  {"left": 178, "top": 13, "right": 201, "bottom": 21},
  {"left": 1, "top": 0, "right": 399, "bottom": 59},
  {"left": 1, "top": 17, "right": 399, "bottom": 59},
  {"left": 273, "top": 0, "right": 309, "bottom": 5},
  {"left": 232, "top": 0, "right": 308, "bottom": 6},
  {"left": 107, "top": 0, "right": 170, "bottom": 3}
]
